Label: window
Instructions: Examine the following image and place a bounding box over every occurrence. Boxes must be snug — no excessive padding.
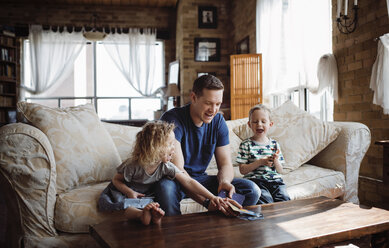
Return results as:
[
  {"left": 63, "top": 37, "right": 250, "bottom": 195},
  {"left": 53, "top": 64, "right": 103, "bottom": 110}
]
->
[
  {"left": 257, "top": 0, "right": 333, "bottom": 121},
  {"left": 22, "top": 39, "right": 164, "bottom": 121}
]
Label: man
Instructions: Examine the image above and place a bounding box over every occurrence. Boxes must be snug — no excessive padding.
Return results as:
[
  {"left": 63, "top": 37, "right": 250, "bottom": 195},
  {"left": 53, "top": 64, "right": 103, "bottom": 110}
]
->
[{"left": 155, "top": 75, "right": 261, "bottom": 216}]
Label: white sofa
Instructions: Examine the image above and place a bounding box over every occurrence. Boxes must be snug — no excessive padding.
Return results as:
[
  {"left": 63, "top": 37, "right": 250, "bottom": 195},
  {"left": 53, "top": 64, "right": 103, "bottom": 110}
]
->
[{"left": 0, "top": 101, "right": 371, "bottom": 248}]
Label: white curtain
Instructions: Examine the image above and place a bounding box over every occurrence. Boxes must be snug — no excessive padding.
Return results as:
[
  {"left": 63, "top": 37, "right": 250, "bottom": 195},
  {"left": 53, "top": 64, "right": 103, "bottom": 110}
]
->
[
  {"left": 256, "top": 0, "right": 332, "bottom": 97},
  {"left": 24, "top": 25, "right": 86, "bottom": 94},
  {"left": 103, "top": 28, "right": 157, "bottom": 96},
  {"left": 370, "top": 33, "right": 389, "bottom": 115}
]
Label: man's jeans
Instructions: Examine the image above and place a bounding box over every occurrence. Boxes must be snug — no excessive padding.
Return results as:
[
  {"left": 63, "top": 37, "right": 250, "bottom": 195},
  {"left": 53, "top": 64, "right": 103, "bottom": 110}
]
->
[{"left": 153, "top": 174, "right": 261, "bottom": 216}]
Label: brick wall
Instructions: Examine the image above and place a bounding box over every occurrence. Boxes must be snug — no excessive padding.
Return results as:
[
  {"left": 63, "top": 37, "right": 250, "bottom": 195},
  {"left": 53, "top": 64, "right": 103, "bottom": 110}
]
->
[
  {"left": 0, "top": 3, "right": 176, "bottom": 83},
  {"left": 231, "top": 0, "right": 257, "bottom": 54},
  {"left": 333, "top": 0, "right": 389, "bottom": 209},
  {"left": 176, "top": 0, "right": 231, "bottom": 111}
]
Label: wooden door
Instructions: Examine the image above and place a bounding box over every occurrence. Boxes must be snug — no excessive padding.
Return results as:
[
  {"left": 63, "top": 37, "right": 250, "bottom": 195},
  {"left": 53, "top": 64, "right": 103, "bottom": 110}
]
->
[{"left": 230, "top": 54, "right": 262, "bottom": 120}]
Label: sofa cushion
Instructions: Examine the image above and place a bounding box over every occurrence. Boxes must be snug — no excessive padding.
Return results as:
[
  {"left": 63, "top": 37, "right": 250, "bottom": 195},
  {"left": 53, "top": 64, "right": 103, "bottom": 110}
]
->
[
  {"left": 102, "top": 122, "right": 141, "bottom": 162},
  {"left": 55, "top": 181, "right": 204, "bottom": 233},
  {"left": 282, "top": 164, "right": 345, "bottom": 200},
  {"left": 17, "top": 102, "right": 122, "bottom": 193},
  {"left": 232, "top": 101, "right": 341, "bottom": 172},
  {"left": 55, "top": 182, "right": 123, "bottom": 233}
]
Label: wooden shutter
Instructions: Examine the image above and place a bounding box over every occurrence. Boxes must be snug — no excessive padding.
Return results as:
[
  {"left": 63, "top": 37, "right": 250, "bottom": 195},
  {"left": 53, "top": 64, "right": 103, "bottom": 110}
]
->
[{"left": 230, "top": 54, "right": 263, "bottom": 120}]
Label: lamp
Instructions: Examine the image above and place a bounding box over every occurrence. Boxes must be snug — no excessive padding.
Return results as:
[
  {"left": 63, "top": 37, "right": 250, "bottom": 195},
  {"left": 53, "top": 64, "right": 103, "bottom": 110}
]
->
[
  {"left": 336, "top": 0, "right": 358, "bottom": 34},
  {"left": 165, "top": 83, "right": 180, "bottom": 108},
  {"left": 83, "top": 14, "right": 107, "bottom": 41}
]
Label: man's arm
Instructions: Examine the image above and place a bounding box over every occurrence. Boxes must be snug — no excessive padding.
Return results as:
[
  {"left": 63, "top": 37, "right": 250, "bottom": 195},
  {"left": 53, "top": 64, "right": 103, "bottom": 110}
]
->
[
  {"left": 173, "top": 140, "right": 237, "bottom": 216},
  {"left": 214, "top": 144, "right": 236, "bottom": 197},
  {"left": 171, "top": 139, "right": 185, "bottom": 172},
  {"left": 171, "top": 140, "right": 205, "bottom": 204}
]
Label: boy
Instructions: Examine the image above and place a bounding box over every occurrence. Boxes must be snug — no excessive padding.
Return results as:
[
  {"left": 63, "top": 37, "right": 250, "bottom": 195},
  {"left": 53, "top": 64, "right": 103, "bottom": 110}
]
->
[{"left": 236, "top": 104, "right": 290, "bottom": 204}]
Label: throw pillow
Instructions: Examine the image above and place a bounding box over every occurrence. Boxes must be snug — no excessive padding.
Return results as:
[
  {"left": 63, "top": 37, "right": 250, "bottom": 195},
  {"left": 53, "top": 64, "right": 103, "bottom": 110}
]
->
[
  {"left": 17, "top": 102, "right": 122, "bottom": 193},
  {"left": 232, "top": 101, "right": 340, "bottom": 173}
]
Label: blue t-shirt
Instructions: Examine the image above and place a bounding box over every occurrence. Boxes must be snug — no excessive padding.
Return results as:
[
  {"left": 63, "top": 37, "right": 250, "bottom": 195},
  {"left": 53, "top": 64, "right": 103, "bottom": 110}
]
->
[{"left": 161, "top": 104, "right": 229, "bottom": 177}]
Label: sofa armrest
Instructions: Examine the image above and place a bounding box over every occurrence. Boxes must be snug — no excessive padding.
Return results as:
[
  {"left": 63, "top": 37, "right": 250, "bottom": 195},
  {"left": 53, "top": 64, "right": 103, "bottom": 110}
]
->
[
  {"left": 309, "top": 121, "right": 371, "bottom": 204},
  {"left": 0, "top": 123, "right": 58, "bottom": 241}
]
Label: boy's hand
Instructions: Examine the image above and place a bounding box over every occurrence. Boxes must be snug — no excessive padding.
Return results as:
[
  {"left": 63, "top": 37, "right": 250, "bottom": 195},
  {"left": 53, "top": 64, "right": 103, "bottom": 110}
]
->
[
  {"left": 261, "top": 156, "right": 274, "bottom": 167},
  {"left": 266, "top": 149, "right": 280, "bottom": 167}
]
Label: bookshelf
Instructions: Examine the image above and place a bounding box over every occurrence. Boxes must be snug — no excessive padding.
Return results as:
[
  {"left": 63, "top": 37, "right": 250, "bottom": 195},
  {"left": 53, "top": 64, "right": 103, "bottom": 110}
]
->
[{"left": 0, "top": 27, "right": 18, "bottom": 126}]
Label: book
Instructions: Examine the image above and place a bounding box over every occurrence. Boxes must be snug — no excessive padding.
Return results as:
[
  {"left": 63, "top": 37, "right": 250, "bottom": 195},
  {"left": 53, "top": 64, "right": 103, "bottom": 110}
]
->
[{"left": 227, "top": 201, "right": 264, "bottom": 220}]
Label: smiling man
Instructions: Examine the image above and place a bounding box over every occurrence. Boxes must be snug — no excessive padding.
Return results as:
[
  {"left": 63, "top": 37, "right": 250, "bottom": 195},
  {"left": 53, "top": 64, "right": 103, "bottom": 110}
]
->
[{"left": 156, "top": 75, "right": 261, "bottom": 216}]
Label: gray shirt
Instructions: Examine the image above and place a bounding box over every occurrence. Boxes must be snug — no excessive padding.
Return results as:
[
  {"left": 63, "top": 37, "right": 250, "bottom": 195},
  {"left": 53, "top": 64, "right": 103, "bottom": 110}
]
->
[{"left": 117, "top": 160, "right": 182, "bottom": 194}]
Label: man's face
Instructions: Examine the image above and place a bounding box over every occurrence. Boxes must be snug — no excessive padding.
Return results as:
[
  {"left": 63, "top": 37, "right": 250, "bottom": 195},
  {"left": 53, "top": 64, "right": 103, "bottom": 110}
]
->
[{"left": 190, "top": 88, "right": 223, "bottom": 126}]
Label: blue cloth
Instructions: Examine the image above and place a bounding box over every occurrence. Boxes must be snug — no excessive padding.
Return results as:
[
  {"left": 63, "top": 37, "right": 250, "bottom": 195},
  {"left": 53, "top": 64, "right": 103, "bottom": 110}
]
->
[
  {"left": 154, "top": 175, "right": 261, "bottom": 216},
  {"left": 98, "top": 182, "right": 155, "bottom": 211},
  {"left": 157, "top": 104, "right": 261, "bottom": 216},
  {"left": 161, "top": 104, "right": 229, "bottom": 177},
  {"left": 249, "top": 178, "right": 290, "bottom": 204}
]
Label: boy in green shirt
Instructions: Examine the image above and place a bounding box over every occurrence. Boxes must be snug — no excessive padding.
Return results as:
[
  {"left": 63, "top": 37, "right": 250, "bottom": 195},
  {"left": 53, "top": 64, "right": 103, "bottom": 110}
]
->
[{"left": 236, "top": 104, "right": 290, "bottom": 204}]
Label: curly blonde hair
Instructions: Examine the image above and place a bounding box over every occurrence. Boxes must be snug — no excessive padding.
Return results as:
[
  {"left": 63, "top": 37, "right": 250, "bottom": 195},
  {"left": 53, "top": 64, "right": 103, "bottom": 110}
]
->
[{"left": 131, "top": 121, "right": 175, "bottom": 167}]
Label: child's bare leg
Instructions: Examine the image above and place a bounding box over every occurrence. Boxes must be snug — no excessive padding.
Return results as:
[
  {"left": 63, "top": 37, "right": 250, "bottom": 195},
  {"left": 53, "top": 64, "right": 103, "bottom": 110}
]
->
[
  {"left": 124, "top": 206, "right": 152, "bottom": 225},
  {"left": 150, "top": 203, "right": 165, "bottom": 225}
]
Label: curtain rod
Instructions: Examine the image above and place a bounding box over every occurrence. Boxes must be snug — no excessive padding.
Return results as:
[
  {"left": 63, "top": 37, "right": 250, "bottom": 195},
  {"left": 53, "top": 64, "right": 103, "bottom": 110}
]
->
[{"left": 41, "top": 25, "right": 156, "bottom": 34}]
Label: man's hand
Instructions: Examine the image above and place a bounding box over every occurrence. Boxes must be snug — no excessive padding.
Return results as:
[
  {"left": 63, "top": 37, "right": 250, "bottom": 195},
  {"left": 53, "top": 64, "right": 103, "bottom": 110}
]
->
[
  {"left": 208, "top": 197, "right": 242, "bottom": 217},
  {"left": 218, "top": 180, "right": 236, "bottom": 198}
]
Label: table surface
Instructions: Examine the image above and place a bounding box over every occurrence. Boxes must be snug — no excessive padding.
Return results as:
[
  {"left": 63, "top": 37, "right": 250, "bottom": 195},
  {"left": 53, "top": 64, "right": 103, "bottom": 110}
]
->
[{"left": 90, "top": 197, "right": 389, "bottom": 248}]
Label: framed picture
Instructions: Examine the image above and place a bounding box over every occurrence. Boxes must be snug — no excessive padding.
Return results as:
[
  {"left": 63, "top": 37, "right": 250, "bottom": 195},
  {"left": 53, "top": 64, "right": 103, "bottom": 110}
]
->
[
  {"left": 197, "top": 72, "right": 216, "bottom": 78},
  {"left": 236, "top": 36, "right": 250, "bottom": 54},
  {"left": 198, "top": 6, "right": 217, "bottom": 29},
  {"left": 194, "top": 38, "right": 220, "bottom": 62}
]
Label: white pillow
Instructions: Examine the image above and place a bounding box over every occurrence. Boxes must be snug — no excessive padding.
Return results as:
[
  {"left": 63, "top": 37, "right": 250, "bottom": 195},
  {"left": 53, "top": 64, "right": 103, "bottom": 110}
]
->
[
  {"left": 17, "top": 102, "right": 122, "bottom": 193},
  {"left": 232, "top": 101, "right": 340, "bottom": 173}
]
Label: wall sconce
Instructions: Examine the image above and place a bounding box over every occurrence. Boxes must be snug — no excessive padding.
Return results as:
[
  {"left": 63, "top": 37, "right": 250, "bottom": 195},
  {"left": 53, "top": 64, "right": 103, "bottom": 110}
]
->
[
  {"left": 83, "top": 14, "right": 107, "bottom": 41},
  {"left": 336, "top": 0, "right": 358, "bottom": 34}
]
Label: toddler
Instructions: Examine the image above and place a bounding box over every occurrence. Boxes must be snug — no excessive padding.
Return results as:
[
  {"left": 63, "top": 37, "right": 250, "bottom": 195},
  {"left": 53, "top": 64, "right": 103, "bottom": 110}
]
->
[
  {"left": 99, "top": 121, "right": 224, "bottom": 225},
  {"left": 236, "top": 104, "right": 290, "bottom": 204}
]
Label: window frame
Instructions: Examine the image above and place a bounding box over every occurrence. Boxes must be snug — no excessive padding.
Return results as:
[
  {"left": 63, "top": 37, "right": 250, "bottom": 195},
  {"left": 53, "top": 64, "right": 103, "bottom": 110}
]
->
[{"left": 22, "top": 39, "right": 164, "bottom": 121}]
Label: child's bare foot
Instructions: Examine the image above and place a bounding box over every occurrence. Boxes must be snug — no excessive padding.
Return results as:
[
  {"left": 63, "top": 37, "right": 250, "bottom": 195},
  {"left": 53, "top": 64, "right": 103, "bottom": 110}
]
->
[
  {"left": 139, "top": 204, "right": 153, "bottom": 225},
  {"left": 151, "top": 204, "right": 165, "bottom": 225}
]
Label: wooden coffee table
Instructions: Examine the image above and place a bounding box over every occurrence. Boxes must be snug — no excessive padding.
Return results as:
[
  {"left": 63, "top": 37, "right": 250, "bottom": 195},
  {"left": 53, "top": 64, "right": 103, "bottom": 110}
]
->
[{"left": 90, "top": 197, "right": 389, "bottom": 248}]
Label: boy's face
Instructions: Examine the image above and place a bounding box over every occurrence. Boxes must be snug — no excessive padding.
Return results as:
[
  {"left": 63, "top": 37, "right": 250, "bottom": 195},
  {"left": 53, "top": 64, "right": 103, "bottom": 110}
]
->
[
  {"left": 248, "top": 109, "right": 273, "bottom": 138},
  {"left": 162, "top": 130, "right": 176, "bottom": 163}
]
